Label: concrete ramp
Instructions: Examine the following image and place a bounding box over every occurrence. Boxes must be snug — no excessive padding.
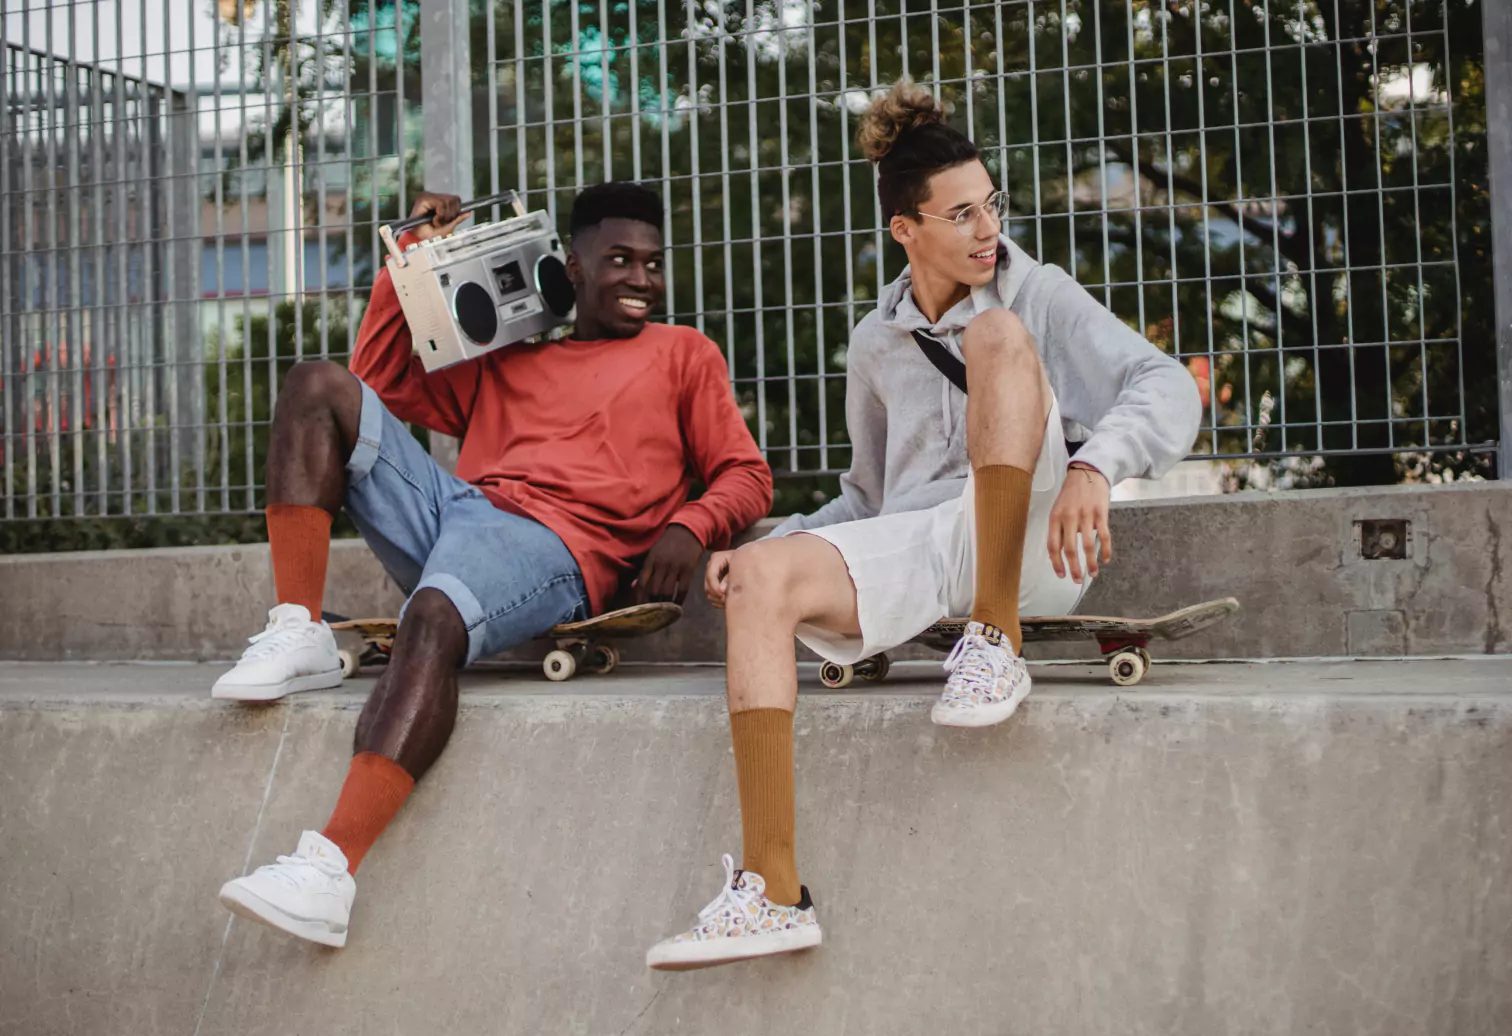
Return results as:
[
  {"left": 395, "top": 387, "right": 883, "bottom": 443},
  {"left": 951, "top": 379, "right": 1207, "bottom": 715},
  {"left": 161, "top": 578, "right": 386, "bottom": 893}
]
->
[{"left": 3, "top": 660, "right": 1510, "bottom": 1035}]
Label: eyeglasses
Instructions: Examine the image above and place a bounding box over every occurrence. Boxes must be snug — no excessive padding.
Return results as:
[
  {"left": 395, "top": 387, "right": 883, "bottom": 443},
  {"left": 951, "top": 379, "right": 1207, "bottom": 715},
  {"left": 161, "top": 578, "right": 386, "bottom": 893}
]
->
[{"left": 911, "top": 191, "right": 1009, "bottom": 236}]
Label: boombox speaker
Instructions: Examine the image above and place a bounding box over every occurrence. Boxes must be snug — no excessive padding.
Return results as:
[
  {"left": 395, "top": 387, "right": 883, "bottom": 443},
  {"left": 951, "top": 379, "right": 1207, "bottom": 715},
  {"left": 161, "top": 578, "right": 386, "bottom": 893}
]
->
[{"left": 379, "top": 191, "right": 576, "bottom": 372}]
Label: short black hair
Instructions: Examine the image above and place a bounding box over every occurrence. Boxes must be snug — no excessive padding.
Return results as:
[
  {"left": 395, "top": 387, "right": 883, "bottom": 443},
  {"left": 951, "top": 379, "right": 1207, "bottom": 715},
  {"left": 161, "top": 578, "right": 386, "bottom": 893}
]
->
[{"left": 570, "top": 181, "right": 664, "bottom": 237}]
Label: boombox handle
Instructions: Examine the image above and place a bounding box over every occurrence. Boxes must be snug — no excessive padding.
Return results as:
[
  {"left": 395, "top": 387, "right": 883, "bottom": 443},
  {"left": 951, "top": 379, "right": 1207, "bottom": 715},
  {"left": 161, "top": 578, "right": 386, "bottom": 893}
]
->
[{"left": 379, "top": 190, "right": 528, "bottom": 267}]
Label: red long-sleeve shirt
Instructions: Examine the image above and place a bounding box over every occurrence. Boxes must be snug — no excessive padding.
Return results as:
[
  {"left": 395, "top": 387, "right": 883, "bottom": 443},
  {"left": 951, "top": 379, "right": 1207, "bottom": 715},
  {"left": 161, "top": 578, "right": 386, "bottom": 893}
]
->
[{"left": 349, "top": 265, "right": 773, "bottom": 614}]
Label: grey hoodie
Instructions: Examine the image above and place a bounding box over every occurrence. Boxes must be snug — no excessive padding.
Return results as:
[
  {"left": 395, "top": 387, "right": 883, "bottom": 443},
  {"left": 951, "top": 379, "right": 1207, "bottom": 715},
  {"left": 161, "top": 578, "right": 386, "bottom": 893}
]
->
[{"left": 772, "top": 235, "right": 1202, "bottom": 535}]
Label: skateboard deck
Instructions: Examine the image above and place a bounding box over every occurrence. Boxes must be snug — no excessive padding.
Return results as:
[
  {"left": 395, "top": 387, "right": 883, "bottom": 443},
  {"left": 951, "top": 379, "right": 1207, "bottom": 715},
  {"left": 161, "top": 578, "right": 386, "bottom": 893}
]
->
[
  {"left": 327, "top": 602, "right": 682, "bottom": 682},
  {"left": 817, "top": 597, "right": 1240, "bottom": 689}
]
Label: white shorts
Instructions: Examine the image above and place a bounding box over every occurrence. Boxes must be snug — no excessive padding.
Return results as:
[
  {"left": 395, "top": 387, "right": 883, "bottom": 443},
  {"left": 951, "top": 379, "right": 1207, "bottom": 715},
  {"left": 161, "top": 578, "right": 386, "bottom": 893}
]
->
[{"left": 790, "top": 393, "right": 1087, "bottom": 665}]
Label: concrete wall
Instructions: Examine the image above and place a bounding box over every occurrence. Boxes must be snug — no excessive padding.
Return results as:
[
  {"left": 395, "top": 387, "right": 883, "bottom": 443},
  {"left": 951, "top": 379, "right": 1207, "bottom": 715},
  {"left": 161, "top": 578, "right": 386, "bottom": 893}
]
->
[
  {"left": 2, "top": 660, "right": 1510, "bottom": 1035},
  {"left": 1, "top": 481, "right": 1507, "bottom": 662},
  {"left": 1077, "top": 480, "right": 1511, "bottom": 659},
  {"left": 0, "top": 539, "right": 404, "bottom": 661}
]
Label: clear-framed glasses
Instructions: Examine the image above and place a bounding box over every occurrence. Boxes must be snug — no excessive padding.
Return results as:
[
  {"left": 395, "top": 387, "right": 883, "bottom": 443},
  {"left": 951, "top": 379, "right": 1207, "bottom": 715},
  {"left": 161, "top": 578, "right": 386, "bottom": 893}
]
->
[{"left": 912, "top": 190, "right": 1010, "bottom": 235}]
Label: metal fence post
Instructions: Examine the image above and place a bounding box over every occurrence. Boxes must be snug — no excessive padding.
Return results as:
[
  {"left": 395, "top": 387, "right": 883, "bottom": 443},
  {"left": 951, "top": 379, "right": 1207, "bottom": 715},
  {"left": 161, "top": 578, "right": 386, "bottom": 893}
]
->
[
  {"left": 168, "top": 87, "right": 202, "bottom": 495},
  {"left": 419, "top": 0, "right": 475, "bottom": 474},
  {"left": 1486, "top": 0, "right": 1512, "bottom": 480}
]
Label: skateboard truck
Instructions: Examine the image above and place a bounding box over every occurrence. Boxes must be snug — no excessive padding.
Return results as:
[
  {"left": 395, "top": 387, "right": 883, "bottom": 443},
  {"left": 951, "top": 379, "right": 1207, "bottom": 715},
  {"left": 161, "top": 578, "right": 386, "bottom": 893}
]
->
[
  {"left": 817, "top": 655, "right": 890, "bottom": 690},
  {"left": 542, "top": 640, "right": 620, "bottom": 682},
  {"left": 1097, "top": 636, "right": 1153, "bottom": 687}
]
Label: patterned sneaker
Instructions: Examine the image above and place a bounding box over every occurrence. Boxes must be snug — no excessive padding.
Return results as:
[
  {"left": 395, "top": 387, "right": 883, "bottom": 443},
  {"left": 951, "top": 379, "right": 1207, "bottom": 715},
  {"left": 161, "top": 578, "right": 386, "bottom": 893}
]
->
[
  {"left": 646, "top": 853, "right": 821, "bottom": 971},
  {"left": 932, "top": 621, "right": 1032, "bottom": 728}
]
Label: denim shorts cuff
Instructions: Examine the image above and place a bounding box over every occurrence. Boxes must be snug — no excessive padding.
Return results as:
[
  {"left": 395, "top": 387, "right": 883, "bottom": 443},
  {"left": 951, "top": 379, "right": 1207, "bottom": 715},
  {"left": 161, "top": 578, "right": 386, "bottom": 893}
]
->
[
  {"left": 346, "top": 379, "right": 386, "bottom": 486},
  {"left": 411, "top": 572, "right": 489, "bottom": 664}
]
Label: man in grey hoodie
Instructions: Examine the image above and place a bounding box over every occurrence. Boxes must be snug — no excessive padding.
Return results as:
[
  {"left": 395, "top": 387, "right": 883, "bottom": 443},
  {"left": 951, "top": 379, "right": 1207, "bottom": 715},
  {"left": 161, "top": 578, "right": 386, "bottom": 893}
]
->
[{"left": 647, "top": 82, "right": 1202, "bottom": 970}]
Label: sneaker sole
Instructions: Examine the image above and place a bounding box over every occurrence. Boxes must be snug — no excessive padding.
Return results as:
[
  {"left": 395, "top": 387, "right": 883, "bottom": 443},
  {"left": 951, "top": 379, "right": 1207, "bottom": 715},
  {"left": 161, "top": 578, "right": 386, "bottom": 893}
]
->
[
  {"left": 646, "top": 924, "right": 822, "bottom": 971},
  {"left": 218, "top": 882, "right": 349, "bottom": 948},
  {"left": 212, "top": 667, "right": 344, "bottom": 702},
  {"left": 930, "top": 676, "right": 1032, "bottom": 728}
]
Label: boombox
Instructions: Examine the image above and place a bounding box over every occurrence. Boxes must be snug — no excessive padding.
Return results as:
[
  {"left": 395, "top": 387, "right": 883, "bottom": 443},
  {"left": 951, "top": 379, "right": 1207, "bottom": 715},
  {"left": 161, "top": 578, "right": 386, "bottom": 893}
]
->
[{"left": 379, "top": 191, "right": 576, "bottom": 372}]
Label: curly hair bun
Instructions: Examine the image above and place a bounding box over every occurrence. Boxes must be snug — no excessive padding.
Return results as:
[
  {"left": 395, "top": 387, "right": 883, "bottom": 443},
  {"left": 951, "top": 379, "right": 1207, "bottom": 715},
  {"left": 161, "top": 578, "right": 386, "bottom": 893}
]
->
[{"left": 857, "top": 81, "right": 945, "bottom": 164}]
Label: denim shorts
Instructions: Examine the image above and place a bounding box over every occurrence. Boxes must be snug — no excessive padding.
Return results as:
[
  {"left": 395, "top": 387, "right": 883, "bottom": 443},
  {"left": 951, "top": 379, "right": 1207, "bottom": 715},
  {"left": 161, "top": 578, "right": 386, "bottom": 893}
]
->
[{"left": 344, "top": 378, "right": 590, "bottom": 664}]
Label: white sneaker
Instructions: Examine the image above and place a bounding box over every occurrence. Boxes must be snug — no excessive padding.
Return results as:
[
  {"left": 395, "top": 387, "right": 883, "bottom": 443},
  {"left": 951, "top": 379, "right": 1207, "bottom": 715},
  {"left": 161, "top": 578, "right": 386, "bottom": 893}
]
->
[
  {"left": 212, "top": 604, "right": 343, "bottom": 701},
  {"left": 932, "top": 621, "right": 1032, "bottom": 727},
  {"left": 646, "top": 853, "right": 821, "bottom": 971},
  {"left": 218, "top": 830, "right": 356, "bottom": 948}
]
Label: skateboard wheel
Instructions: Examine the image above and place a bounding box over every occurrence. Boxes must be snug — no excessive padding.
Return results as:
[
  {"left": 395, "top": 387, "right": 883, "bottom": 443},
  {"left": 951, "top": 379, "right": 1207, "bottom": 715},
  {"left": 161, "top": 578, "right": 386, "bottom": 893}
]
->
[
  {"left": 1135, "top": 647, "right": 1152, "bottom": 672},
  {"left": 543, "top": 649, "right": 577, "bottom": 682},
  {"left": 589, "top": 643, "right": 620, "bottom": 675},
  {"left": 338, "top": 649, "right": 360, "bottom": 680},
  {"left": 856, "top": 654, "right": 891, "bottom": 682},
  {"left": 819, "top": 661, "right": 854, "bottom": 689},
  {"left": 1108, "top": 650, "right": 1146, "bottom": 687}
]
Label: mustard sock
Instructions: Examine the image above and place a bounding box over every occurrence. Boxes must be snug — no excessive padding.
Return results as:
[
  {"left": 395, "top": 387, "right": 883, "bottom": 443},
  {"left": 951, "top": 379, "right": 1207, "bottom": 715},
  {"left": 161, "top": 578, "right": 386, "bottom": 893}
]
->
[
  {"left": 730, "top": 708, "right": 800, "bottom": 906},
  {"left": 970, "top": 465, "right": 1034, "bottom": 653}
]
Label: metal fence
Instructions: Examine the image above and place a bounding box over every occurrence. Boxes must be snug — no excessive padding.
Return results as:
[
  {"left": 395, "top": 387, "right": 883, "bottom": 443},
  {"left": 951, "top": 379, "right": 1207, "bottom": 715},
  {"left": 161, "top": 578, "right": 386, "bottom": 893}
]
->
[
  {"left": 0, "top": 0, "right": 1501, "bottom": 524},
  {"left": 2, "top": 0, "right": 421, "bottom": 520},
  {"left": 2, "top": 37, "right": 200, "bottom": 519}
]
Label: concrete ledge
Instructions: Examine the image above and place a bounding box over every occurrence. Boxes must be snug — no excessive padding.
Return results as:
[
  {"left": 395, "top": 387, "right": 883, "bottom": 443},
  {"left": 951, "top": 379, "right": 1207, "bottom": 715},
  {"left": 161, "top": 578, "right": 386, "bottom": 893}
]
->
[
  {"left": 1079, "top": 479, "right": 1512, "bottom": 659},
  {"left": 2, "top": 481, "right": 1507, "bottom": 662},
  {"left": 2, "top": 659, "right": 1510, "bottom": 1035},
  {"left": 0, "top": 539, "right": 405, "bottom": 662}
]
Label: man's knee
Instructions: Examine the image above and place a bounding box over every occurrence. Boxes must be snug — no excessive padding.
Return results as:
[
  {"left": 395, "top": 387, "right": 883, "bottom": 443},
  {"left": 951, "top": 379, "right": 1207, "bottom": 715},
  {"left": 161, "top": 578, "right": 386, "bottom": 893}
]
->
[
  {"left": 277, "top": 360, "right": 360, "bottom": 422},
  {"left": 398, "top": 588, "right": 468, "bottom": 660},
  {"left": 724, "top": 540, "right": 805, "bottom": 623},
  {"left": 961, "top": 308, "right": 1038, "bottom": 368}
]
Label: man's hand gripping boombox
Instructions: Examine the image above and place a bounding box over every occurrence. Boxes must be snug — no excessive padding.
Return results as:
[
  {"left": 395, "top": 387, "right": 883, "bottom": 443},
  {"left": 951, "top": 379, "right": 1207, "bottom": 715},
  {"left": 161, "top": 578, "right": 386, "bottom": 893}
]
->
[{"left": 378, "top": 191, "right": 577, "bottom": 372}]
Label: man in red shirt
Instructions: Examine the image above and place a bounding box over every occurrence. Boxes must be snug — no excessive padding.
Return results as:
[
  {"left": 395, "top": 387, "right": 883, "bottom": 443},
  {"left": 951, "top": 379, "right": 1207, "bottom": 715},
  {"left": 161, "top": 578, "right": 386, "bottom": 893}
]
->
[{"left": 214, "top": 182, "right": 772, "bottom": 948}]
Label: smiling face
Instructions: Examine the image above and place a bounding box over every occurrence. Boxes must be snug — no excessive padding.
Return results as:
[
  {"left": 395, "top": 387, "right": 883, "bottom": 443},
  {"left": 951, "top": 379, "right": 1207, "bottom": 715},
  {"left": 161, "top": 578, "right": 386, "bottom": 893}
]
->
[
  {"left": 566, "top": 217, "right": 666, "bottom": 340},
  {"left": 888, "top": 160, "right": 1001, "bottom": 291}
]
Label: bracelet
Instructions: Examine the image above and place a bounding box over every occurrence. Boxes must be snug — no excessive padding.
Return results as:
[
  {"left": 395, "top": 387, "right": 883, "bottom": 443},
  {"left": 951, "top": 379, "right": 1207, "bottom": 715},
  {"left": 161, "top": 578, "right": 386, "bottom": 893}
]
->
[{"left": 1068, "top": 463, "right": 1101, "bottom": 485}]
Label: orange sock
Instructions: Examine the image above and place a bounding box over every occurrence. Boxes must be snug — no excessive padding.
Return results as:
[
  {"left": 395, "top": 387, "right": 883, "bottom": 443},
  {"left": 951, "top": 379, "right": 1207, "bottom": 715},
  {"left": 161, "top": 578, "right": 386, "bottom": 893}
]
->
[
  {"left": 266, "top": 503, "right": 332, "bottom": 616},
  {"left": 320, "top": 752, "right": 415, "bottom": 874}
]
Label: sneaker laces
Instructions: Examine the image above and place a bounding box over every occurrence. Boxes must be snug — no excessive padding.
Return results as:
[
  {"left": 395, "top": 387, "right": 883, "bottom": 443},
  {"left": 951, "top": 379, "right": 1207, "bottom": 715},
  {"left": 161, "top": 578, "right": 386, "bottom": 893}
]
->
[
  {"left": 241, "top": 618, "right": 317, "bottom": 661},
  {"left": 697, "top": 853, "right": 758, "bottom": 924},
  {"left": 943, "top": 628, "right": 1012, "bottom": 691},
  {"left": 259, "top": 850, "right": 346, "bottom": 890}
]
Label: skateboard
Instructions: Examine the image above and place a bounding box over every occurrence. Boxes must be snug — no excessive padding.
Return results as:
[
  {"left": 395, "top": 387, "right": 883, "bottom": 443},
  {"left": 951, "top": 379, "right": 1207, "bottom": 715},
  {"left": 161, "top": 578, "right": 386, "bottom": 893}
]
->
[
  {"left": 817, "top": 597, "right": 1240, "bottom": 689},
  {"left": 326, "top": 602, "right": 682, "bottom": 682}
]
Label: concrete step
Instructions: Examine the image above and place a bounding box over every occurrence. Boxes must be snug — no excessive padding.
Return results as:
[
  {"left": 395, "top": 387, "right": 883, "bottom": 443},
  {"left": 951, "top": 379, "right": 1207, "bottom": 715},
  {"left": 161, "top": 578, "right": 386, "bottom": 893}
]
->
[
  {"left": 3, "top": 659, "right": 1510, "bottom": 1035},
  {"left": 3, "top": 480, "right": 1509, "bottom": 663}
]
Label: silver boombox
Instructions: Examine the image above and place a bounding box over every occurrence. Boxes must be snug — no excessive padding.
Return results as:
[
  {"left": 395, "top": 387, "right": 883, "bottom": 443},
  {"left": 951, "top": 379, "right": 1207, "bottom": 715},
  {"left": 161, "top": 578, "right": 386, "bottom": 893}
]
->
[{"left": 379, "top": 191, "right": 576, "bottom": 372}]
